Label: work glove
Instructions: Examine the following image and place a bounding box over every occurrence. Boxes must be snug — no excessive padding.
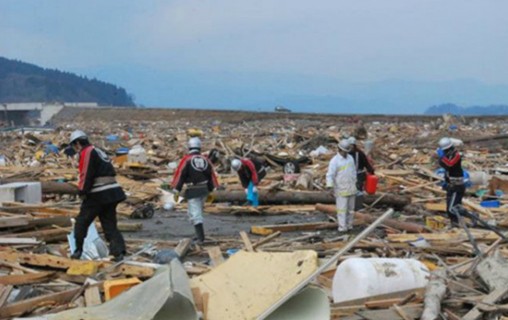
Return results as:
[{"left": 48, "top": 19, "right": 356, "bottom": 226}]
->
[
  {"left": 252, "top": 186, "right": 258, "bottom": 193},
  {"left": 436, "top": 148, "right": 445, "bottom": 159},
  {"left": 206, "top": 193, "right": 215, "bottom": 203},
  {"left": 244, "top": 188, "right": 248, "bottom": 195},
  {"left": 173, "top": 190, "right": 180, "bottom": 202}
]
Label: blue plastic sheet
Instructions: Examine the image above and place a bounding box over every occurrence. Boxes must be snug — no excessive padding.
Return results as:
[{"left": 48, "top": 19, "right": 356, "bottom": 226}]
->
[{"left": 106, "top": 134, "right": 119, "bottom": 142}]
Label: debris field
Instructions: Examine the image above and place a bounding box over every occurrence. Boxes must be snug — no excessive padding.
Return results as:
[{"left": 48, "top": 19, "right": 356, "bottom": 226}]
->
[{"left": 2, "top": 108, "right": 508, "bottom": 319}]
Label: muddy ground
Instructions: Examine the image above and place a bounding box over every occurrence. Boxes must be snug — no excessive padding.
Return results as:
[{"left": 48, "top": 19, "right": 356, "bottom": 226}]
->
[{"left": 125, "top": 208, "right": 336, "bottom": 242}]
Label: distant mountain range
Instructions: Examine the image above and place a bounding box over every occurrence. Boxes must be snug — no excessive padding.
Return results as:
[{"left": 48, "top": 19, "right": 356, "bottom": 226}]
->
[
  {"left": 75, "top": 64, "right": 508, "bottom": 114},
  {"left": 0, "top": 57, "right": 135, "bottom": 106},
  {"left": 424, "top": 103, "right": 508, "bottom": 115}
]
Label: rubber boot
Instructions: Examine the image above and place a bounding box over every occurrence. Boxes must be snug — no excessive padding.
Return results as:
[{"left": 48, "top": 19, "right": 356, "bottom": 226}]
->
[
  {"left": 70, "top": 249, "right": 83, "bottom": 260},
  {"left": 113, "top": 253, "right": 125, "bottom": 262},
  {"left": 194, "top": 223, "right": 205, "bottom": 244}
]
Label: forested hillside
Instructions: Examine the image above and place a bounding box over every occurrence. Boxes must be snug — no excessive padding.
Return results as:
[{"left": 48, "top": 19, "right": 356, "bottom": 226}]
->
[{"left": 0, "top": 57, "right": 135, "bottom": 106}]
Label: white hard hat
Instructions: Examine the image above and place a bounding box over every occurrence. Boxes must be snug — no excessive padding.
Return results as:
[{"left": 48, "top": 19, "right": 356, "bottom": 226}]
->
[
  {"left": 438, "top": 137, "right": 453, "bottom": 150},
  {"left": 338, "top": 139, "right": 351, "bottom": 152},
  {"left": 188, "top": 137, "right": 201, "bottom": 150},
  {"left": 231, "top": 159, "right": 242, "bottom": 171},
  {"left": 347, "top": 136, "right": 357, "bottom": 145},
  {"left": 70, "top": 130, "right": 87, "bottom": 144}
]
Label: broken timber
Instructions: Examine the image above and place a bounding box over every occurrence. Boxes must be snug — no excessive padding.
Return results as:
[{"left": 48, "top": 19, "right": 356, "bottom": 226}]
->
[{"left": 213, "top": 190, "right": 410, "bottom": 208}]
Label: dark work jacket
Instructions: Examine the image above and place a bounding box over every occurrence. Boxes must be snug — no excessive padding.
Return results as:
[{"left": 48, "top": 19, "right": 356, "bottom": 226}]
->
[
  {"left": 348, "top": 148, "right": 374, "bottom": 174},
  {"left": 438, "top": 149, "right": 464, "bottom": 182},
  {"left": 78, "top": 145, "right": 126, "bottom": 205},
  {"left": 171, "top": 150, "right": 219, "bottom": 192},
  {"left": 237, "top": 157, "right": 267, "bottom": 188}
]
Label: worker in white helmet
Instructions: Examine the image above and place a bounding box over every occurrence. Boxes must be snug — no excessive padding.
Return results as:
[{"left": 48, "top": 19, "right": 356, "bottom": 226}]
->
[
  {"left": 326, "top": 139, "right": 357, "bottom": 232},
  {"left": 171, "top": 137, "right": 219, "bottom": 243},
  {"left": 437, "top": 137, "right": 465, "bottom": 225},
  {"left": 69, "top": 130, "right": 126, "bottom": 261},
  {"left": 231, "top": 156, "right": 267, "bottom": 207}
]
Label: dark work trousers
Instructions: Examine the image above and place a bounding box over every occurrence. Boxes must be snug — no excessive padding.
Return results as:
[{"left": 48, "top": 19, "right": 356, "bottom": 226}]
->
[
  {"left": 446, "top": 184, "right": 466, "bottom": 224},
  {"left": 356, "top": 172, "right": 366, "bottom": 192},
  {"left": 74, "top": 200, "right": 126, "bottom": 257}
]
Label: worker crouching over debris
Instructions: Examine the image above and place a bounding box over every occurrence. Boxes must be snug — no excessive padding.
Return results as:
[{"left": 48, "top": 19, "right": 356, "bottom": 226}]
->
[
  {"left": 69, "top": 130, "right": 127, "bottom": 261},
  {"left": 171, "top": 137, "right": 219, "bottom": 243},
  {"left": 437, "top": 137, "right": 465, "bottom": 225},
  {"left": 231, "top": 157, "right": 267, "bottom": 207},
  {"left": 326, "top": 139, "right": 357, "bottom": 232}
]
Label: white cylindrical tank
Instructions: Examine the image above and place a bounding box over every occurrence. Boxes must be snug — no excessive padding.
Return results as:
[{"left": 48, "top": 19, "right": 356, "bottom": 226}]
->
[{"left": 332, "top": 258, "right": 429, "bottom": 303}]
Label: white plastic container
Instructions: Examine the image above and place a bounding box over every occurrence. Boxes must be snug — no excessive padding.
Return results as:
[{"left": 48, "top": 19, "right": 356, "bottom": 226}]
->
[
  {"left": 469, "top": 171, "right": 490, "bottom": 186},
  {"left": 332, "top": 258, "right": 429, "bottom": 303},
  {"left": 127, "top": 145, "right": 147, "bottom": 164}
]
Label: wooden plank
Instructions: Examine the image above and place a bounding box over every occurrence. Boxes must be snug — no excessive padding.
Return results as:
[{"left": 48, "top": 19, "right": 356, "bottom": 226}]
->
[
  {"left": 0, "top": 237, "right": 40, "bottom": 245},
  {"left": 463, "top": 198, "right": 494, "bottom": 219},
  {"left": 462, "top": 287, "right": 508, "bottom": 320},
  {"left": 387, "top": 229, "right": 501, "bottom": 243},
  {"left": 175, "top": 238, "right": 192, "bottom": 258},
  {"left": 356, "top": 304, "right": 423, "bottom": 320},
  {"left": 0, "top": 216, "right": 30, "bottom": 228},
  {"left": 84, "top": 286, "right": 102, "bottom": 307},
  {"left": 0, "top": 250, "right": 154, "bottom": 278},
  {"left": 0, "top": 287, "right": 80, "bottom": 318},
  {"left": 252, "top": 231, "right": 282, "bottom": 249},
  {"left": 424, "top": 202, "right": 447, "bottom": 212},
  {"left": 251, "top": 221, "right": 337, "bottom": 235},
  {"left": 239, "top": 231, "right": 254, "bottom": 252},
  {"left": 333, "top": 288, "right": 426, "bottom": 307},
  {"left": 0, "top": 271, "right": 55, "bottom": 285},
  {"left": 192, "top": 287, "right": 204, "bottom": 314},
  {"left": 207, "top": 246, "right": 225, "bottom": 267},
  {"left": 202, "top": 292, "right": 210, "bottom": 320},
  {"left": 0, "top": 284, "right": 13, "bottom": 308},
  {"left": 2, "top": 227, "right": 70, "bottom": 243},
  {"left": 393, "top": 304, "right": 413, "bottom": 320},
  {"left": 317, "top": 275, "right": 333, "bottom": 289}
]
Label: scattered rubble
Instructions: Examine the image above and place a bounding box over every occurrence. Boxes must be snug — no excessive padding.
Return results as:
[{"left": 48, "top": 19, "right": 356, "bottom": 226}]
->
[{"left": 2, "top": 111, "right": 508, "bottom": 319}]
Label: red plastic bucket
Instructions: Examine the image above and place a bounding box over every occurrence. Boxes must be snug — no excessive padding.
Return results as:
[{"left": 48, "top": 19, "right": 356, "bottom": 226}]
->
[{"left": 365, "top": 174, "right": 378, "bottom": 195}]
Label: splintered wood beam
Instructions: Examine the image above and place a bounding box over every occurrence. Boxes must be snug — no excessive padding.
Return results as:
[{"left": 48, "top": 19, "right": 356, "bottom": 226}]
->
[
  {"left": 462, "top": 287, "right": 508, "bottom": 320},
  {"left": 251, "top": 222, "right": 337, "bottom": 236},
  {"left": 0, "top": 287, "right": 81, "bottom": 319},
  {"left": 207, "top": 246, "right": 225, "bottom": 267},
  {"left": 0, "top": 238, "right": 40, "bottom": 245},
  {"left": 174, "top": 238, "right": 193, "bottom": 258},
  {"left": 0, "top": 271, "right": 56, "bottom": 285},
  {"left": 0, "top": 284, "right": 13, "bottom": 308},
  {"left": 0, "top": 250, "right": 154, "bottom": 278},
  {"left": 252, "top": 231, "right": 282, "bottom": 249},
  {"left": 0, "top": 216, "right": 30, "bottom": 228},
  {"left": 213, "top": 190, "right": 410, "bottom": 209},
  {"left": 84, "top": 285, "right": 102, "bottom": 307},
  {"left": 239, "top": 231, "right": 254, "bottom": 252}
]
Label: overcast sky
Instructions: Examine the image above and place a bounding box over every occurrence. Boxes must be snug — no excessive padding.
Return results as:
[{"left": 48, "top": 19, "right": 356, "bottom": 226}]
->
[{"left": 1, "top": 1, "right": 508, "bottom": 111}]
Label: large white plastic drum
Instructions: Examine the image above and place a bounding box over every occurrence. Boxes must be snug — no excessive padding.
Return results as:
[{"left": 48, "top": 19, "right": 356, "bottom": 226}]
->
[{"left": 332, "top": 258, "right": 429, "bottom": 303}]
